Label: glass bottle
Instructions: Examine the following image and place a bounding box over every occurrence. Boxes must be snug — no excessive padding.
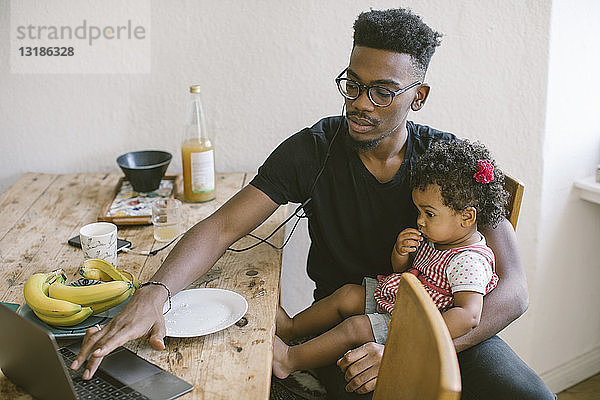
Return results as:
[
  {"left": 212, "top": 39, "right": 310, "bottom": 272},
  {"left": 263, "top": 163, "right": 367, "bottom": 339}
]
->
[{"left": 181, "top": 85, "right": 216, "bottom": 202}]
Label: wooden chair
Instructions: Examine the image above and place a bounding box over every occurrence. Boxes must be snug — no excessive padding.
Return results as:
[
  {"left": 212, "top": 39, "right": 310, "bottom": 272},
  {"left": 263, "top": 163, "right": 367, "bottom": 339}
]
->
[
  {"left": 373, "top": 272, "right": 461, "bottom": 400},
  {"left": 503, "top": 174, "right": 525, "bottom": 230}
]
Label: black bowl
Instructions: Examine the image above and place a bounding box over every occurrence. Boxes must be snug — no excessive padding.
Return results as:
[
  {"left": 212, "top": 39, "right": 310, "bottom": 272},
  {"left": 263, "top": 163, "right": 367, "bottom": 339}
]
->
[{"left": 116, "top": 150, "right": 172, "bottom": 192}]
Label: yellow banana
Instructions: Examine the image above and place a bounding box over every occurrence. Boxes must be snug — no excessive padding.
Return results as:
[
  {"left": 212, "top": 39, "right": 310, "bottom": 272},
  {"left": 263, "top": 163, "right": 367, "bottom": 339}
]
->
[
  {"left": 79, "top": 266, "right": 112, "bottom": 281},
  {"left": 48, "top": 280, "right": 133, "bottom": 306},
  {"left": 119, "top": 270, "right": 141, "bottom": 289},
  {"left": 89, "top": 286, "right": 133, "bottom": 315},
  {"left": 80, "top": 266, "right": 140, "bottom": 289},
  {"left": 23, "top": 271, "right": 82, "bottom": 318},
  {"left": 80, "top": 258, "right": 130, "bottom": 282},
  {"left": 33, "top": 306, "right": 93, "bottom": 326}
]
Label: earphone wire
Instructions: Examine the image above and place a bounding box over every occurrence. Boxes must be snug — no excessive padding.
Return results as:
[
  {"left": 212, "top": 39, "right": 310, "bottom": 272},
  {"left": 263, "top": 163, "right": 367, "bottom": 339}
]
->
[{"left": 226, "top": 103, "right": 346, "bottom": 252}]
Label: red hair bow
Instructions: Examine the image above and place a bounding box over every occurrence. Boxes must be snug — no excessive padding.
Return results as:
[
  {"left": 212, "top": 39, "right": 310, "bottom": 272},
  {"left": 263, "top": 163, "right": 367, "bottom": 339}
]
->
[{"left": 474, "top": 160, "right": 494, "bottom": 183}]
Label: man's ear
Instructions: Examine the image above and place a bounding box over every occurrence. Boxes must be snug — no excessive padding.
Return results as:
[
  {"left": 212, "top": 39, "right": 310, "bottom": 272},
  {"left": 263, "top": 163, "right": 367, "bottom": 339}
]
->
[
  {"left": 411, "top": 84, "right": 430, "bottom": 111},
  {"left": 461, "top": 206, "right": 477, "bottom": 228}
]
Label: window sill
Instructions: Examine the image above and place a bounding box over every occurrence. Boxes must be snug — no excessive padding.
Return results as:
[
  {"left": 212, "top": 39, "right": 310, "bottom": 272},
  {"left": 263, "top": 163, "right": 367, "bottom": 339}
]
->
[{"left": 574, "top": 176, "right": 600, "bottom": 205}]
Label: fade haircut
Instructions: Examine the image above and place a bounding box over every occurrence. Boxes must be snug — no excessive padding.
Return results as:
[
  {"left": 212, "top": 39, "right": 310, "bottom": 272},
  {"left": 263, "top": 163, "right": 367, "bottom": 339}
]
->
[{"left": 353, "top": 8, "right": 442, "bottom": 78}]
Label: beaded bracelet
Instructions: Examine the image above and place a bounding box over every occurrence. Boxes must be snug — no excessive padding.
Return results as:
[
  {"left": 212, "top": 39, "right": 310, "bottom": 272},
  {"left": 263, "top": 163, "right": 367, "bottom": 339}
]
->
[{"left": 140, "top": 281, "right": 172, "bottom": 315}]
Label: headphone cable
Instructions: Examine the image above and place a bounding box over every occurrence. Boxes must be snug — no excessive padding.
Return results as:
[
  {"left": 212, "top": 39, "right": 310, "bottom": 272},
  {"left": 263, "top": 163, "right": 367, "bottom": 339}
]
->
[{"left": 226, "top": 104, "right": 345, "bottom": 253}]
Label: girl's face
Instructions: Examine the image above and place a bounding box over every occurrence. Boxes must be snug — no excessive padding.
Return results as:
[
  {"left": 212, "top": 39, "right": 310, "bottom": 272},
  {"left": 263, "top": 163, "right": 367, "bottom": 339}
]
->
[{"left": 412, "top": 184, "right": 471, "bottom": 247}]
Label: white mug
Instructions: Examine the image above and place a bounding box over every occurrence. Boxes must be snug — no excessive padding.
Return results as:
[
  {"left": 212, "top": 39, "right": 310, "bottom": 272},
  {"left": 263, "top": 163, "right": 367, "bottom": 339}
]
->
[{"left": 79, "top": 222, "right": 118, "bottom": 266}]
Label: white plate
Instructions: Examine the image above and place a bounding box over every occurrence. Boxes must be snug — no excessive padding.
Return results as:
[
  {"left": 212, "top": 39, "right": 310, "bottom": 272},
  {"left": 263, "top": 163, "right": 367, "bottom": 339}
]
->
[{"left": 163, "top": 288, "right": 248, "bottom": 337}]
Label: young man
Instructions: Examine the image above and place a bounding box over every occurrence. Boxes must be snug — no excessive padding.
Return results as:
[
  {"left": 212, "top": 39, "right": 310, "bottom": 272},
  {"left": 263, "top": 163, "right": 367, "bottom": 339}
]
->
[{"left": 73, "top": 8, "right": 555, "bottom": 399}]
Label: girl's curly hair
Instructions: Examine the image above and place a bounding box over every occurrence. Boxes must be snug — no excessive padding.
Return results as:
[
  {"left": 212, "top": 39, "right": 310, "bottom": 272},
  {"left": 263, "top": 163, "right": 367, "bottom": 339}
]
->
[{"left": 411, "top": 139, "right": 509, "bottom": 228}]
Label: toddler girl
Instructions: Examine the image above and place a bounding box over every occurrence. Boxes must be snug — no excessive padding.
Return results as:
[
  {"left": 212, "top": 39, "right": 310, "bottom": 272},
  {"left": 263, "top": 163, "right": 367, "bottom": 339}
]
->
[{"left": 273, "top": 139, "right": 509, "bottom": 379}]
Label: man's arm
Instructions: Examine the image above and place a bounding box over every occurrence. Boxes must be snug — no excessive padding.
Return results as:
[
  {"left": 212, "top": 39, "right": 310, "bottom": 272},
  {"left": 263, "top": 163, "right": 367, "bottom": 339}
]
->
[
  {"left": 453, "top": 218, "right": 528, "bottom": 352},
  {"left": 71, "top": 184, "right": 280, "bottom": 379}
]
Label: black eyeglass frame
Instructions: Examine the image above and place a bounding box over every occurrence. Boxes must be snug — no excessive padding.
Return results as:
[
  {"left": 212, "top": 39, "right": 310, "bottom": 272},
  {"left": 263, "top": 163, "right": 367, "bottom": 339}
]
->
[{"left": 335, "top": 68, "right": 422, "bottom": 107}]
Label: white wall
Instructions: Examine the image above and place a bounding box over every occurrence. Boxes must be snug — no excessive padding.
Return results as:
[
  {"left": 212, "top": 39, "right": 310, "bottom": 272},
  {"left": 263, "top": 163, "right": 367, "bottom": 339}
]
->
[
  {"left": 1, "top": 0, "right": 598, "bottom": 393},
  {"left": 534, "top": 0, "right": 600, "bottom": 391}
]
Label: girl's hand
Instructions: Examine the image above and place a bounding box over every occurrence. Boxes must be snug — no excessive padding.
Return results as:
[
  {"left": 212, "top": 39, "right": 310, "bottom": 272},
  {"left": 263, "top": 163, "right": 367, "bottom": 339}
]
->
[{"left": 394, "top": 228, "right": 423, "bottom": 256}]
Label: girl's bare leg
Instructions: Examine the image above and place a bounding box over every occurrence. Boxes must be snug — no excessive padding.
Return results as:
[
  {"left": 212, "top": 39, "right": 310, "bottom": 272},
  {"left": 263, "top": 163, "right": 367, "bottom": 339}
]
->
[
  {"left": 273, "top": 314, "right": 375, "bottom": 379},
  {"left": 277, "top": 284, "right": 366, "bottom": 343}
]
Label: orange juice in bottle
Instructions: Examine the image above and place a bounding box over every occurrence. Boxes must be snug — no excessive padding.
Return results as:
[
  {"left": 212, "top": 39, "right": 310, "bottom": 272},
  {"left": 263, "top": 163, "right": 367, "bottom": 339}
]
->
[{"left": 182, "top": 85, "right": 216, "bottom": 202}]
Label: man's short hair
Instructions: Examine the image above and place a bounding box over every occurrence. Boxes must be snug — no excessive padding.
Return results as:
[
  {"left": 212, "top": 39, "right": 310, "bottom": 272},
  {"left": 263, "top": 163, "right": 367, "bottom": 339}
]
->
[{"left": 353, "top": 8, "right": 442, "bottom": 78}]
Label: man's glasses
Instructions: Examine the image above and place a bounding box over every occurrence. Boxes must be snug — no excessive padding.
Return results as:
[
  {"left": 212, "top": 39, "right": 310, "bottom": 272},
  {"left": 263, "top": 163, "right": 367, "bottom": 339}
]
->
[{"left": 335, "top": 68, "right": 421, "bottom": 107}]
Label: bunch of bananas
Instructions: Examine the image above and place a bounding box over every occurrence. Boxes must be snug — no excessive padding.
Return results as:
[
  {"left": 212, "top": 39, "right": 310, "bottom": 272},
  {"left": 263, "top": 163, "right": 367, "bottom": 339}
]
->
[{"left": 23, "top": 259, "right": 138, "bottom": 327}]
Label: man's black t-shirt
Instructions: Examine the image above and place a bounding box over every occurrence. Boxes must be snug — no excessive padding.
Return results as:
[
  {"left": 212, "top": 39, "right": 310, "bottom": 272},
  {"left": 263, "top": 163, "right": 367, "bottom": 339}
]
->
[{"left": 250, "top": 116, "right": 455, "bottom": 301}]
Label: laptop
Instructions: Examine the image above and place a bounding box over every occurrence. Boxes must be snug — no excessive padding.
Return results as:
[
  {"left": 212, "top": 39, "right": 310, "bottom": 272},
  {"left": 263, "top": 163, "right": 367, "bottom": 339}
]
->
[{"left": 0, "top": 304, "right": 193, "bottom": 400}]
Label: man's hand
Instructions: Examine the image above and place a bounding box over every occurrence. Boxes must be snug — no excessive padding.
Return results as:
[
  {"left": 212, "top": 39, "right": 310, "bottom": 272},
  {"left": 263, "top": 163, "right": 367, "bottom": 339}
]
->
[
  {"left": 70, "top": 285, "right": 167, "bottom": 380},
  {"left": 336, "top": 342, "right": 384, "bottom": 394}
]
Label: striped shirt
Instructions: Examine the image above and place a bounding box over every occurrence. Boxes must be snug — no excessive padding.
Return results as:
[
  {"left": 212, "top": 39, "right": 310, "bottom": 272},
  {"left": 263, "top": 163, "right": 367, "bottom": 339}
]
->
[{"left": 374, "top": 236, "right": 498, "bottom": 313}]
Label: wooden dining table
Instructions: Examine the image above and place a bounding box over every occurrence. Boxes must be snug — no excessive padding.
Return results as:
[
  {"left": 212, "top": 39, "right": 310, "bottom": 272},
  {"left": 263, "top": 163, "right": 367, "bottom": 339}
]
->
[{"left": 0, "top": 172, "right": 288, "bottom": 399}]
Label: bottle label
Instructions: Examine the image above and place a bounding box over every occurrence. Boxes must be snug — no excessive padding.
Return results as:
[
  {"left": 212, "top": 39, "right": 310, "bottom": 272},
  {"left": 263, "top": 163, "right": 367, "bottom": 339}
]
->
[{"left": 190, "top": 150, "right": 215, "bottom": 193}]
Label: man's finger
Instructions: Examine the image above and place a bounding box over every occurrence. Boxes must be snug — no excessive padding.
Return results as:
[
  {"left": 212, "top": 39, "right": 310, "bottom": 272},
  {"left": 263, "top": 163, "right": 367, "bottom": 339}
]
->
[
  {"left": 75, "top": 319, "right": 147, "bottom": 379},
  {"left": 82, "top": 353, "right": 104, "bottom": 380},
  {"left": 345, "top": 364, "right": 376, "bottom": 392},
  {"left": 353, "top": 377, "right": 377, "bottom": 394},
  {"left": 337, "top": 345, "right": 367, "bottom": 371},
  {"left": 148, "top": 321, "right": 166, "bottom": 350},
  {"left": 343, "top": 353, "right": 372, "bottom": 383},
  {"left": 71, "top": 322, "right": 110, "bottom": 371}
]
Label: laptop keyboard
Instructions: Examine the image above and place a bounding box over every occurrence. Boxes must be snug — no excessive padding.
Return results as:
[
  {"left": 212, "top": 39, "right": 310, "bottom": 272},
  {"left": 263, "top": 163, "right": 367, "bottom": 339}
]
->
[{"left": 59, "top": 347, "right": 149, "bottom": 400}]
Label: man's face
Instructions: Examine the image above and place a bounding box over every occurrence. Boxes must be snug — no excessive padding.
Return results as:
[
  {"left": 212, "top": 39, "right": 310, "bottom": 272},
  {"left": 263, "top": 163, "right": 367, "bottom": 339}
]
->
[{"left": 344, "top": 46, "right": 421, "bottom": 149}]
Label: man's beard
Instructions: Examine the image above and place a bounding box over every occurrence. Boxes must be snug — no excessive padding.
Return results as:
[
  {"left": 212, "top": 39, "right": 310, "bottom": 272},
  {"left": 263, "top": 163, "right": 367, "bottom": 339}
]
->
[{"left": 343, "top": 126, "right": 396, "bottom": 152}]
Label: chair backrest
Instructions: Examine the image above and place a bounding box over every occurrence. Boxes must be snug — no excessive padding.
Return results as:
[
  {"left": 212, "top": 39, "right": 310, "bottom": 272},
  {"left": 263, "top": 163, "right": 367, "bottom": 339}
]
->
[
  {"left": 503, "top": 173, "right": 525, "bottom": 231},
  {"left": 373, "top": 273, "right": 461, "bottom": 400}
]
